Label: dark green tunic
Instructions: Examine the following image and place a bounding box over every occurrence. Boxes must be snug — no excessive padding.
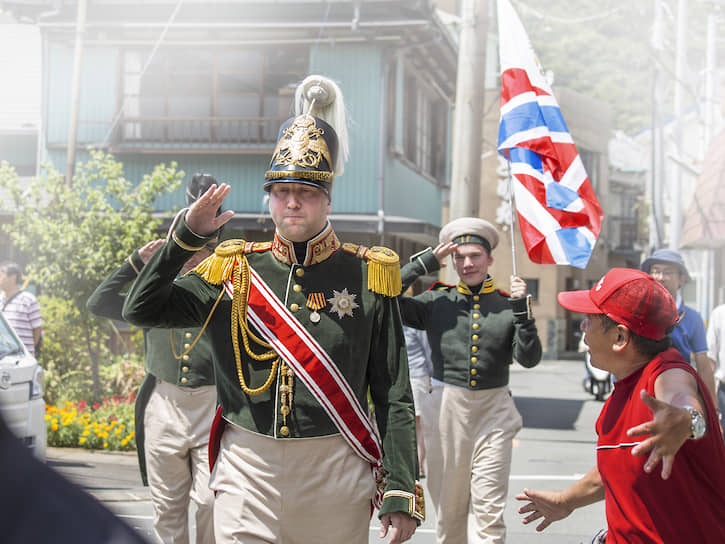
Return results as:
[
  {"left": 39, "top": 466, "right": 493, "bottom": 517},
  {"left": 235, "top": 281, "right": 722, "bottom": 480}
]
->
[
  {"left": 86, "top": 250, "right": 215, "bottom": 484},
  {"left": 122, "top": 218, "right": 419, "bottom": 519},
  {"left": 399, "top": 248, "right": 542, "bottom": 388}
]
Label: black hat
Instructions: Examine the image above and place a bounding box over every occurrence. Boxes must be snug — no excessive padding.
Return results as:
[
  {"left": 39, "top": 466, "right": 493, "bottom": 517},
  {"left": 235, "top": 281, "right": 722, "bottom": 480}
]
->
[
  {"left": 263, "top": 115, "right": 338, "bottom": 195},
  {"left": 263, "top": 75, "right": 348, "bottom": 196},
  {"left": 185, "top": 173, "right": 217, "bottom": 207}
]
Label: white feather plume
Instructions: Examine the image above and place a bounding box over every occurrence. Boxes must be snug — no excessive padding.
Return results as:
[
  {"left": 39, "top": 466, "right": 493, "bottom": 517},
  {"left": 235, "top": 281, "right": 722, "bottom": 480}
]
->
[{"left": 294, "top": 75, "right": 349, "bottom": 177}]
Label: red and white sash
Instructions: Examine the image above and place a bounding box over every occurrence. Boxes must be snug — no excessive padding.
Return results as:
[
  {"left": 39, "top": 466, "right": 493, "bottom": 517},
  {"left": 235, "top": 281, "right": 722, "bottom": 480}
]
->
[{"left": 223, "top": 264, "right": 386, "bottom": 507}]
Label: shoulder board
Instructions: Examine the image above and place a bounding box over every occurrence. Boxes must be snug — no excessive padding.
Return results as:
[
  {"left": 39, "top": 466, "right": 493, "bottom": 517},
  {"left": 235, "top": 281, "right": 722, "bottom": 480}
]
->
[
  {"left": 428, "top": 281, "right": 453, "bottom": 291},
  {"left": 193, "top": 239, "right": 271, "bottom": 285},
  {"left": 496, "top": 288, "right": 510, "bottom": 297},
  {"left": 342, "top": 243, "right": 401, "bottom": 297}
]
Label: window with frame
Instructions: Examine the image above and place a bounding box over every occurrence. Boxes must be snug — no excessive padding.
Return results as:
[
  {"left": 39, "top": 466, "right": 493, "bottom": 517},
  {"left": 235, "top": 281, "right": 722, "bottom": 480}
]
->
[
  {"left": 119, "top": 47, "right": 309, "bottom": 146},
  {"left": 401, "top": 67, "right": 448, "bottom": 183}
]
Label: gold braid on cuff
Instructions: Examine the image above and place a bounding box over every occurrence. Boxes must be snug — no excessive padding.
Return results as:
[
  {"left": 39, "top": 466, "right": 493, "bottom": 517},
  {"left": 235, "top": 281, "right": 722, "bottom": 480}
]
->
[
  {"left": 172, "top": 231, "right": 207, "bottom": 252},
  {"left": 382, "top": 486, "right": 426, "bottom": 522},
  {"left": 127, "top": 255, "right": 140, "bottom": 275}
]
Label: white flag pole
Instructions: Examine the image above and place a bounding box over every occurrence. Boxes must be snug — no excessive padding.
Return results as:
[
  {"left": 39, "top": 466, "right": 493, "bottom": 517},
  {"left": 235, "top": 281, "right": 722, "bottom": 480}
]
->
[{"left": 507, "top": 157, "right": 518, "bottom": 278}]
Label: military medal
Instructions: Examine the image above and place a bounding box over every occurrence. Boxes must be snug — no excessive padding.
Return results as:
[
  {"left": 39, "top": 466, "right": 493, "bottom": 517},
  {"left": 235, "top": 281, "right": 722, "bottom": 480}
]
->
[
  {"left": 306, "top": 292, "right": 326, "bottom": 323},
  {"left": 328, "top": 288, "right": 359, "bottom": 319}
]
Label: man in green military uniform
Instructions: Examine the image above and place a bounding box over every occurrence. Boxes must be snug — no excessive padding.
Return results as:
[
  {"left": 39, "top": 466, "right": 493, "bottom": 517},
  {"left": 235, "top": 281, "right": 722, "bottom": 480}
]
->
[
  {"left": 87, "top": 174, "right": 219, "bottom": 544},
  {"left": 399, "top": 217, "right": 542, "bottom": 543},
  {"left": 122, "top": 76, "right": 421, "bottom": 544}
]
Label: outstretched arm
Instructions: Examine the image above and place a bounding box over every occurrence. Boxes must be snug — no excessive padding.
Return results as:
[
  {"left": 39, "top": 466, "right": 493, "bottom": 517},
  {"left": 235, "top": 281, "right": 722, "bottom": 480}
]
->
[
  {"left": 516, "top": 467, "right": 604, "bottom": 532},
  {"left": 627, "top": 367, "right": 706, "bottom": 479}
]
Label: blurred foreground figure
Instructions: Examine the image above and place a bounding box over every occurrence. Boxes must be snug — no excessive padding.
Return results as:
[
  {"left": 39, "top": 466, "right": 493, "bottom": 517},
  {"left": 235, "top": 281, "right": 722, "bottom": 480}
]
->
[{"left": 0, "top": 412, "right": 148, "bottom": 544}]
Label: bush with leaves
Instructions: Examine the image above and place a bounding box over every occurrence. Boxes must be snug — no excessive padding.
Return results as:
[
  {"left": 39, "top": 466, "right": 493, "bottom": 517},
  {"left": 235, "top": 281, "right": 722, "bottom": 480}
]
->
[{"left": 0, "top": 150, "right": 184, "bottom": 403}]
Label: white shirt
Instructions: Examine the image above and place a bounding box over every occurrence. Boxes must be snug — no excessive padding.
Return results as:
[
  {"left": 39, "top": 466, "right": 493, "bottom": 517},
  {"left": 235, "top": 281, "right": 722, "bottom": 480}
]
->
[{"left": 706, "top": 303, "right": 725, "bottom": 384}]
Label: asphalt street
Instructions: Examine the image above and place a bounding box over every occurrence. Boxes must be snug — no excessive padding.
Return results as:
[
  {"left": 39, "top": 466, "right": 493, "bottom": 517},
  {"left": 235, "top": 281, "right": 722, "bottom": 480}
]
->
[{"left": 46, "top": 358, "right": 608, "bottom": 543}]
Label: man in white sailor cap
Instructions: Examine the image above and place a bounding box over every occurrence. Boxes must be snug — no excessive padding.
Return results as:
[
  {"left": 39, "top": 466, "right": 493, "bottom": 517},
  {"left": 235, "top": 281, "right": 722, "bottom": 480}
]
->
[{"left": 399, "top": 216, "right": 543, "bottom": 543}]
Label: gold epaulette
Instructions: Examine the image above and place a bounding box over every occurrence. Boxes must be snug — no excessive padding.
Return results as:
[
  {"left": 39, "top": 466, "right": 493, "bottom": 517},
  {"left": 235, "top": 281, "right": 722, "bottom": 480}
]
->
[
  {"left": 342, "top": 243, "right": 402, "bottom": 297},
  {"left": 193, "top": 239, "right": 272, "bottom": 285}
]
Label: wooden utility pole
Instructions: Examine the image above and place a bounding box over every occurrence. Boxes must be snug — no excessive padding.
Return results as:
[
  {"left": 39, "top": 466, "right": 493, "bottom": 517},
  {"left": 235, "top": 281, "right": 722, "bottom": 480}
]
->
[
  {"left": 670, "top": 0, "right": 688, "bottom": 249},
  {"left": 65, "top": 0, "right": 88, "bottom": 186},
  {"left": 448, "top": 0, "right": 488, "bottom": 220},
  {"left": 650, "top": 0, "right": 665, "bottom": 249}
]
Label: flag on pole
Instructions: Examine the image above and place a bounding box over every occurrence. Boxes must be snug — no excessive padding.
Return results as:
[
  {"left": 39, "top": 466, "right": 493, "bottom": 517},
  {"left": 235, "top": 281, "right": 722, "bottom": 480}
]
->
[{"left": 496, "top": 0, "right": 603, "bottom": 269}]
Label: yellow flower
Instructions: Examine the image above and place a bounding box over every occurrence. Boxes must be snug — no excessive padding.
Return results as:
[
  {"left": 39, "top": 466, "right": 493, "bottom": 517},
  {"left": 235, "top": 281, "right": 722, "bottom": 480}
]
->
[
  {"left": 79, "top": 437, "right": 86, "bottom": 444},
  {"left": 51, "top": 423, "right": 58, "bottom": 431},
  {"left": 45, "top": 414, "right": 51, "bottom": 421},
  {"left": 103, "top": 442, "right": 108, "bottom": 449},
  {"left": 82, "top": 430, "right": 90, "bottom": 437}
]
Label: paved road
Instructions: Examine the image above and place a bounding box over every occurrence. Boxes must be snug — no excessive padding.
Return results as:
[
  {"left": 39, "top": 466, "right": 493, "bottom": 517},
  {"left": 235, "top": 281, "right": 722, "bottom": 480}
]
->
[{"left": 47, "top": 358, "right": 608, "bottom": 543}]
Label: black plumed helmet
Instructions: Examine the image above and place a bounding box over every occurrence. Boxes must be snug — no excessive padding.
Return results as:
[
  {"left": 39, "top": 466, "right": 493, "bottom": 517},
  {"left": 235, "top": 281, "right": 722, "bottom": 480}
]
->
[{"left": 185, "top": 173, "right": 217, "bottom": 207}]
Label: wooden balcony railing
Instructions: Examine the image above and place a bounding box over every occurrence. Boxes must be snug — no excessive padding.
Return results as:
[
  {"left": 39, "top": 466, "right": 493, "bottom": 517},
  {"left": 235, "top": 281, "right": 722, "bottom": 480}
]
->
[{"left": 115, "top": 116, "right": 287, "bottom": 149}]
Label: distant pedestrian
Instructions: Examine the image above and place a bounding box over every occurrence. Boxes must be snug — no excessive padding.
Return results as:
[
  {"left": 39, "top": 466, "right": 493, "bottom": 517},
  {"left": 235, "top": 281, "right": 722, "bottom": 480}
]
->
[
  {"left": 403, "top": 323, "right": 433, "bottom": 477},
  {"left": 706, "top": 303, "right": 725, "bottom": 439},
  {"left": 641, "top": 248, "right": 717, "bottom": 402},
  {"left": 517, "top": 268, "right": 725, "bottom": 543},
  {"left": 0, "top": 262, "right": 43, "bottom": 356}
]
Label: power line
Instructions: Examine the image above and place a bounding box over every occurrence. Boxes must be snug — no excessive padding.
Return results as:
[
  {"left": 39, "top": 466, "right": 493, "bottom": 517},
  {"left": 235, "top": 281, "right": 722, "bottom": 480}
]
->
[{"left": 511, "top": 0, "right": 625, "bottom": 24}]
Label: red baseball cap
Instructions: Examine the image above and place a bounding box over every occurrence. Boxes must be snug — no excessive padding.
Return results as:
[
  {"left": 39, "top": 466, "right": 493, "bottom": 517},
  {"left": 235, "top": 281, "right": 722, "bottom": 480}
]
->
[{"left": 557, "top": 268, "right": 678, "bottom": 340}]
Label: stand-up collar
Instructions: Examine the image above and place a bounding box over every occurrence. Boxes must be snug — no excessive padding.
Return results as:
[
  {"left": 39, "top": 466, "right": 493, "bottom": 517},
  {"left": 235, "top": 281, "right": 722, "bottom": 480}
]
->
[
  {"left": 272, "top": 222, "right": 340, "bottom": 266},
  {"left": 456, "top": 275, "right": 496, "bottom": 295}
]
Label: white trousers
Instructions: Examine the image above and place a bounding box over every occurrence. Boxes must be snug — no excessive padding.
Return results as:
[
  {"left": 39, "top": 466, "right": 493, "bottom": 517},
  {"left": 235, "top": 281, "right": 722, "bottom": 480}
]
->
[
  {"left": 425, "top": 384, "right": 522, "bottom": 544},
  {"left": 210, "top": 424, "right": 375, "bottom": 544},
  {"left": 144, "top": 380, "right": 217, "bottom": 544}
]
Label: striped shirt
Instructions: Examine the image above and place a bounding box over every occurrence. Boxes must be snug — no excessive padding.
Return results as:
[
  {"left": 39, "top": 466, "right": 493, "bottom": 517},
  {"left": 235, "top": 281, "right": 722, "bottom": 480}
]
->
[{"left": 2, "top": 291, "right": 42, "bottom": 355}]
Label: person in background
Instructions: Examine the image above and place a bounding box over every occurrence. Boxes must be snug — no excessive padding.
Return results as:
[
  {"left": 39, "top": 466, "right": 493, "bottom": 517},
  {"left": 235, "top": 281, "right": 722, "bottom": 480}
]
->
[
  {"left": 0, "top": 262, "right": 43, "bottom": 356},
  {"left": 399, "top": 217, "right": 542, "bottom": 544},
  {"left": 517, "top": 268, "right": 725, "bottom": 542},
  {"left": 706, "top": 303, "right": 725, "bottom": 439},
  {"left": 122, "top": 75, "right": 421, "bottom": 544},
  {"left": 641, "top": 248, "right": 717, "bottom": 402},
  {"left": 403, "top": 320, "right": 433, "bottom": 478},
  {"left": 87, "top": 174, "right": 219, "bottom": 544}
]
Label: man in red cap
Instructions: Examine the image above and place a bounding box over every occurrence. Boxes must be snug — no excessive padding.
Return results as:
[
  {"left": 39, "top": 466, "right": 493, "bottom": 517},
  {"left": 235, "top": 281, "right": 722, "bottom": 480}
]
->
[{"left": 516, "top": 268, "right": 725, "bottom": 543}]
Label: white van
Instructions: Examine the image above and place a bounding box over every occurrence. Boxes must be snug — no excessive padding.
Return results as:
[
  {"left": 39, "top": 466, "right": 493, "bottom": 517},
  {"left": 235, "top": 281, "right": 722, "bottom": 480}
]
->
[{"left": 0, "top": 311, "right": 46, "bottom": 459}]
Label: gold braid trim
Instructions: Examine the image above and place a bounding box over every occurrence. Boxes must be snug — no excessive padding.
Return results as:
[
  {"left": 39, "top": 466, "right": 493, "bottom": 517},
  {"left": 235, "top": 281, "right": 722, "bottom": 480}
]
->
[
  {"left": 193, "top": 239, "right": 249, "bottom": 285},
  {"left": 230, "top": 251, "right": 280, "bottom": 396},
  {"left": 170, "top": 288, "right": 226, "bottom": 360}
]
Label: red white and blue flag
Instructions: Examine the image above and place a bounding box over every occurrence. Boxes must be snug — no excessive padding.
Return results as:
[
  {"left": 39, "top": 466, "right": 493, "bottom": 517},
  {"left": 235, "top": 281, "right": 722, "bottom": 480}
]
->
[{"left": 496, "top": 0, "right": 603, "bottom": 269}]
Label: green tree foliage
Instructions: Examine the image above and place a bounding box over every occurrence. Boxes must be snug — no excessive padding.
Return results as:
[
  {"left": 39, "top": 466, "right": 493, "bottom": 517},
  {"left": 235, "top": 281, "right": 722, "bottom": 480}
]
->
[
  {"left": 513, "top": 0, "right": 721, "bottom": 132},
  {"left": 0, "top": 151, "right": 184, "bottom": 402}
]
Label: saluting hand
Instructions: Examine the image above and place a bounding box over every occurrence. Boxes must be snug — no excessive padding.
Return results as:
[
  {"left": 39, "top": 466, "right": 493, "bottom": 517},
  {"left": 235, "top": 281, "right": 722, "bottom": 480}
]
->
[
  {"left": 432, "top": 242, "right": 458, "bottom": 267},
  {"left": 185, "top": 183, "right": 235, "bottom": 236}
]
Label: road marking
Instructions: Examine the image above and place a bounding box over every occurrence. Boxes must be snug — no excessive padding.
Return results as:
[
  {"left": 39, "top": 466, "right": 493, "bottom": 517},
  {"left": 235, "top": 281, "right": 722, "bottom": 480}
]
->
[
  {"left": 510, "top": 474, "right": 585, "bottom": 481},
  {"left": 369, "top": 527, "right": 436, "bottom": 534}
]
